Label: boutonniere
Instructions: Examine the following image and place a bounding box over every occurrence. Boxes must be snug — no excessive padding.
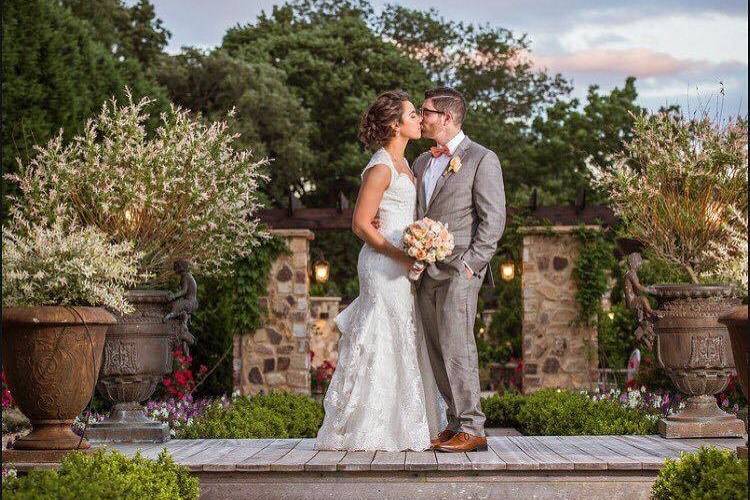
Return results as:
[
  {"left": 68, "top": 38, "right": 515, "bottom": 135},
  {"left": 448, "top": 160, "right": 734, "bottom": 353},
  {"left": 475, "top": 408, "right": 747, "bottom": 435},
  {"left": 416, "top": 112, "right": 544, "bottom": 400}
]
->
[{"left": 442, "top": 155, "right": 462, "bottom": 177}]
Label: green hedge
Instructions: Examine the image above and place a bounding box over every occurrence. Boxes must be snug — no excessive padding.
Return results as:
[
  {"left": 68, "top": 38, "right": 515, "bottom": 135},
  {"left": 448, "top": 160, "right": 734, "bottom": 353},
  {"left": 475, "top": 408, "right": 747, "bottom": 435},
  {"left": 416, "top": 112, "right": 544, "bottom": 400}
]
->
[
  {"left": 178, "top": 391, "right": 323, "bottom": 439},
  {"left": 652, "top": 446, "right": 748, "bottom": 500},
  {"left": 2, "top": 449, "right": 198, "bottom": 500},
  {"left": 481, "top": 389, "right": 658, "bottom": 435}
]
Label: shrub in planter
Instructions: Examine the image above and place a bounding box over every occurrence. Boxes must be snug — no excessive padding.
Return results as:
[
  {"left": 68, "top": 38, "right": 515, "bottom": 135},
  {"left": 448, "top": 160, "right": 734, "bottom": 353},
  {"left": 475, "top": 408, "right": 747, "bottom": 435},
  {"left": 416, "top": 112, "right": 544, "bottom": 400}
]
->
[
  {"left": 1, "top": 448, "right": 199, "bottom": 499},
  {"left": 1, "top": 218, "right": 139, "bottom": 450},
  {"left": 176, "top": 397, "right": 288, "bottom": 439},
  {"left": 5, "top": 90, "right": 271, "bottom": 440},
  {"left": 591, "top": 111, "right": 748, "bottom": 436},
  {"left": 651, "top": 446, "right": 748, "bottom": 500}
]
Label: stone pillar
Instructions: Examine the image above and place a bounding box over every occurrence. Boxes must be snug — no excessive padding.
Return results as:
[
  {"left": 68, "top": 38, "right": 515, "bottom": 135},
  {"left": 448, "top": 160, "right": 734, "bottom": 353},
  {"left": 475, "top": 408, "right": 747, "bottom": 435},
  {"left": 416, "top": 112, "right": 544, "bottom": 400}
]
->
[
  {"left": 309, "top": 297, "right": 342, "bottom": 368},
  {"left": 233, "top": 229, "right": 314, "bottom": 396},
  {"left": 520, "top": 225, "right": 600, "bottom": 393}
]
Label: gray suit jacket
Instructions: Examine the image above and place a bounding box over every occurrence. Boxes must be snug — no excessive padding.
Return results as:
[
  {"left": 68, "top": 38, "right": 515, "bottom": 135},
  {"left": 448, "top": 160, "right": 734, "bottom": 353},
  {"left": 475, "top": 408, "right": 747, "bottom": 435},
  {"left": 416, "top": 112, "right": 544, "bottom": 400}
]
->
[{"left": 412, "top": 136, "right": 506, "bottom": 288}]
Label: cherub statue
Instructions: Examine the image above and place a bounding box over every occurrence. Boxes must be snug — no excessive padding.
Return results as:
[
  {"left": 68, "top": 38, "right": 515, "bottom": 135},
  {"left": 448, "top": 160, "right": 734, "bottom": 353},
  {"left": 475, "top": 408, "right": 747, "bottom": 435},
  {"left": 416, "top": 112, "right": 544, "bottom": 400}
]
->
[
  {"left": 163, "top": 259, "right": 199, "bottom": 355},
  {"left": 623, "top": 252, "right": 661, "bottom": 350}
]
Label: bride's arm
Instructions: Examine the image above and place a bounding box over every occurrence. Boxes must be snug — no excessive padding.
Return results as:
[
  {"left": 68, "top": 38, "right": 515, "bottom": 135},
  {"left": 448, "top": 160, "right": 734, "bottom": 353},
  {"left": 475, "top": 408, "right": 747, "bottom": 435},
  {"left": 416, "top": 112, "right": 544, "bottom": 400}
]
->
[{"left": 352, "top": 164, "right": 413, "bottom": 267}]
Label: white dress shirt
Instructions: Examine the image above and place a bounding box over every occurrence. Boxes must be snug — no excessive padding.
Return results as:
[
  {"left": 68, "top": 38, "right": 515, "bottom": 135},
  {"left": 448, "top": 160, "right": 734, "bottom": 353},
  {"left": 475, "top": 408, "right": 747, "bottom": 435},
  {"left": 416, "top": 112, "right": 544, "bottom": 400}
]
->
[
  {"left": 422, "top": 130, "right": 475, "bottom": 277},
  {"left": 423, "top": 130, "right": 465, "bottom": 205}
]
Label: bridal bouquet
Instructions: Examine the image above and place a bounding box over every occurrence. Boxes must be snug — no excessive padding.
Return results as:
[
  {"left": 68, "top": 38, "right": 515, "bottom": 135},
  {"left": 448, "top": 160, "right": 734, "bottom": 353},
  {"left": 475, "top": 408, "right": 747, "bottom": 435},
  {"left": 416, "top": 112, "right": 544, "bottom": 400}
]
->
[{"left": 402, "top": 217, "right": 455, "bottom": 280}]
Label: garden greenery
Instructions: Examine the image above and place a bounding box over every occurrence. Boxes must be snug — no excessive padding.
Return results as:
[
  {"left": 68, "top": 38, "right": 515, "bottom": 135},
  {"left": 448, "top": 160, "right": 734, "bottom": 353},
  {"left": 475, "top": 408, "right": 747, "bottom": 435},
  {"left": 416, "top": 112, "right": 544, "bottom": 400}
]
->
[
  {"left": 189, "top": 234, "right": 290, "bottom": 396},
  {"left": 5, "top": 90, "right": 269, "bottom": 287},
  {"left": 651, "top": 446, "right": 748, "bottom": 500},
  {"left": 590, "top": 112, "right": 748, "bottom": 290},
  {"left": 481, "top": 389, "right": 658, "bottom": 435},
  {"left": 571, "top": 225, "right": 616, "bottom": 326},
  {"left": 1, "top": 448, "right": 199, "bottom": 500},
  {"left": 176, "top": 392, "right": 324, "bottom": 439},
  {"left": 1, "top": 217, "right": 141, "bottom": 314}
]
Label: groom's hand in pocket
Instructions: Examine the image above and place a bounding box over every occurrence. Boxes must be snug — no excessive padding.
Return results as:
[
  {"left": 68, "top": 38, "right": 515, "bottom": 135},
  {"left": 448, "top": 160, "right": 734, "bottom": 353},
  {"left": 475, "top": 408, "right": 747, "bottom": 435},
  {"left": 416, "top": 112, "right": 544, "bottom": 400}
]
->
[{"left": 463, "top": 261, "right": 474, "bottom": 279}]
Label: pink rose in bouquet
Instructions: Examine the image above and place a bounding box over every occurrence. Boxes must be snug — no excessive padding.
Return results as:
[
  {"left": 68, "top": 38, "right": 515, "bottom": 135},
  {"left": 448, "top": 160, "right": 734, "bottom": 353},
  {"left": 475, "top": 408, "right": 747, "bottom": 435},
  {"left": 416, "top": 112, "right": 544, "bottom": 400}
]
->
[{"left": 402, "top": 217, "right": 455, "bottom": 280}]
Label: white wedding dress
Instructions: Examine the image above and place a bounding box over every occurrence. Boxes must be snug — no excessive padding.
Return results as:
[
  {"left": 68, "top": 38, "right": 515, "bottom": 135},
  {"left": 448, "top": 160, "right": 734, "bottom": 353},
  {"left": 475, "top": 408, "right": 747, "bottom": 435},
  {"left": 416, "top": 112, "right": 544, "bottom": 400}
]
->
[{"left": 314, "top": 149, "right": 446, "bottom": 452}]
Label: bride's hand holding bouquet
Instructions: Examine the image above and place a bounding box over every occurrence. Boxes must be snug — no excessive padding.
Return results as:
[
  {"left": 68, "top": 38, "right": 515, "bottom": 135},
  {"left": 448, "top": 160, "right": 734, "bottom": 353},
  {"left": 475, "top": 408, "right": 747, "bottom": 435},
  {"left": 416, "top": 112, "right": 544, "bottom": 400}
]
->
[{"left": 402, "top": 217, "right": 455, "bottom": 281}]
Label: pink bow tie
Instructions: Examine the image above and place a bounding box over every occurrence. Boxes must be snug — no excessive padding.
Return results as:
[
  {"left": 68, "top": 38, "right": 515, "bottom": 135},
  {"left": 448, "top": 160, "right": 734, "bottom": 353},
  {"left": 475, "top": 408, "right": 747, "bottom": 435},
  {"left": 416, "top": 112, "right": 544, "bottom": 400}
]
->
[{"left": 429, "top": 145, "right": 450, "bottom": 158}]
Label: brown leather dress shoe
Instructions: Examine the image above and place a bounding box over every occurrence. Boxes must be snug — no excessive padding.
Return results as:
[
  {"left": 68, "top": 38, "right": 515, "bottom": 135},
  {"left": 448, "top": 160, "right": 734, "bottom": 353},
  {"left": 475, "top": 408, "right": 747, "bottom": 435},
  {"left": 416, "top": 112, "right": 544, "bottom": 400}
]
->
[
  {"left": 434, "top": 432, "right": 487, "bottom": 453},
  {"left": 430, "top": 428, "right": 456, "bottom": 448}
]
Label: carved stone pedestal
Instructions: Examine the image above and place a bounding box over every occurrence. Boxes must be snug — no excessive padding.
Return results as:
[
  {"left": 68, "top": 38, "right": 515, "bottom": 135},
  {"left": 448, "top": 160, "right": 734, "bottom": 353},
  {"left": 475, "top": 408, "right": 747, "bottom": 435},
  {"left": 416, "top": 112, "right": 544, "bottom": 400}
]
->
[
  {"left": 658, "top": 395, "right": 746, "bottom": 438},
  {"left": 84, "top": 403, "right": 170, "bottom": 443},
  {"left": 650, "top": 284, "right": 746, "bottom": 438},
  {"left": 86, "top": 290, "right": 175, "bottom": 444}
]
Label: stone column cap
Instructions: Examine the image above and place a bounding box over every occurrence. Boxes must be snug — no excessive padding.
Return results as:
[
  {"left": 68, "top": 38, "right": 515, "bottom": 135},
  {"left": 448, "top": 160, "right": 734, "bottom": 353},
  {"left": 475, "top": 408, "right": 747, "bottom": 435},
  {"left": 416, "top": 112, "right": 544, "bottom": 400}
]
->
[
  {"left": 518, "top": 225, "right": 601, "bottom": 235},
  {"left": 271, "top": 229, "right": 315, "bottom": 240}
]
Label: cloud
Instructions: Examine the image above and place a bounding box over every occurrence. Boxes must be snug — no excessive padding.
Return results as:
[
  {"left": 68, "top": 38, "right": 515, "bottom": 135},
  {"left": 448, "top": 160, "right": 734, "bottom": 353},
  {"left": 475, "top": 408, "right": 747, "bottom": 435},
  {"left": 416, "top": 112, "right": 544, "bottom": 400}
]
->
[{"left": 534, "top": 48, "right": 704, "bottom": 78}]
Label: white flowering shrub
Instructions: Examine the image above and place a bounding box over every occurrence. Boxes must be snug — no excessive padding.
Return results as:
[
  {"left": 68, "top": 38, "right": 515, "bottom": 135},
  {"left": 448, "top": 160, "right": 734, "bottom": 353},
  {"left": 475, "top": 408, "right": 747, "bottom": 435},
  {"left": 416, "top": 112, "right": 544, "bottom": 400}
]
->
[
  {"left": 590, "top": 112, "right": 748, "bottom": 285},
  {"left": 705, "top": 205, "right": 748, "bottom": 297},
  {"left": 5, "top": 90, "right": 269, "bottom": 287},
  {"left": 2, "top": 216, "right": 142, "bottom": 314}
]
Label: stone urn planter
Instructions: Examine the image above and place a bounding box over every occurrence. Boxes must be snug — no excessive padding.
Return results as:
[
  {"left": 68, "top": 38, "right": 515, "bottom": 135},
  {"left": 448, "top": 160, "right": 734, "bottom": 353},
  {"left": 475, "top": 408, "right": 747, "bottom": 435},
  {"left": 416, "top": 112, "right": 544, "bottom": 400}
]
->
[
  {"left": 718, "top": 305, "right": 749, "bottom": 458},
  {"left": 84, "top": 290, "right": 176, "bottom": 443},
  {"left": 649, "top": 284, "right": 745, "bottom": 438},
  {"left": 1, "top": 306, "right": 115, "bottom": 456}
]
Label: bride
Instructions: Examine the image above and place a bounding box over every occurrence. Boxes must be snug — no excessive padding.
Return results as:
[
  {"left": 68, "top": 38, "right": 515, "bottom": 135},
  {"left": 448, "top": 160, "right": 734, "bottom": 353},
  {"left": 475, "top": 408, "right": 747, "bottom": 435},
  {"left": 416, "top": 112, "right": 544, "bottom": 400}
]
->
[{"left": 314, "top": 90, "right": 445, "bottom": 452}]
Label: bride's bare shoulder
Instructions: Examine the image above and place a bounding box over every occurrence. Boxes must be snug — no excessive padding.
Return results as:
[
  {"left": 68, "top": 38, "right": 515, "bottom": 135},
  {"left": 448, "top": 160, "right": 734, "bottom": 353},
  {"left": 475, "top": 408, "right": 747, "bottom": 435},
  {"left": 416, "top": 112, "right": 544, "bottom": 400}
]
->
[{"left": 361, "top": 163, "right": 391, "bottom": 188}]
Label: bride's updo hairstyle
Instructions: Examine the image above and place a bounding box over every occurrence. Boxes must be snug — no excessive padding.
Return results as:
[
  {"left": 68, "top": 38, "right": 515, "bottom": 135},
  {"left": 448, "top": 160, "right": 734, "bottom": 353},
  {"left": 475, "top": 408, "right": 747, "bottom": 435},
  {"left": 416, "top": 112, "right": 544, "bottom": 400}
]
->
[{"left": 358, "top": 90, "right": 410, "bottom": 151}]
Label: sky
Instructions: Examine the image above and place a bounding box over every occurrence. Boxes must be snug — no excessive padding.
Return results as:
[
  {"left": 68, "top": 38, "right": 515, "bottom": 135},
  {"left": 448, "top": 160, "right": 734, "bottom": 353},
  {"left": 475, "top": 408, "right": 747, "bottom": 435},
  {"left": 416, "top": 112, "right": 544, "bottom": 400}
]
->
[{"left": 146, "top": 0, "right": 748, "bottom": 116}]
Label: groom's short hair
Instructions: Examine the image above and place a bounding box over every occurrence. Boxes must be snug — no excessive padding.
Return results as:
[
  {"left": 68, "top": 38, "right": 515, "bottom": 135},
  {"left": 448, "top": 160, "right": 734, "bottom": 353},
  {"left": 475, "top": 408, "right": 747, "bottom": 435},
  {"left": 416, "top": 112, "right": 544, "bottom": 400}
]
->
[{"left": 424, "top": 87, "right": 467, "bottom": 126}]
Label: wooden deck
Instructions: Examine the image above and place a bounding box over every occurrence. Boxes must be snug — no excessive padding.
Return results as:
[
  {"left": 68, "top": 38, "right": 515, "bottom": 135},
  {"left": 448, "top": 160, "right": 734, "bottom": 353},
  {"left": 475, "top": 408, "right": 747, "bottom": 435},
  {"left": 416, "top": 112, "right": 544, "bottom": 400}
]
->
[{"left": 9, "top": 435, "right": 745, "bottom": 499}]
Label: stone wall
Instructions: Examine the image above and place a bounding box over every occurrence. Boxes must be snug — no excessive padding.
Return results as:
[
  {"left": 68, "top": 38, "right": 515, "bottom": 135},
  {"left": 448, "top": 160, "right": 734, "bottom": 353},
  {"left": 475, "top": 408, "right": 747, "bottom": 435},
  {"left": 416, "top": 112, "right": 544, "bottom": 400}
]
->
[
  {"left": 309, "top": 297, "right": 342, "bottom": 369},
  {"left": 233, "top": 229, "right": 314, "bottom": 396},
  {"left": 520, "top": 225, "right": 599, "bottom": 393}
]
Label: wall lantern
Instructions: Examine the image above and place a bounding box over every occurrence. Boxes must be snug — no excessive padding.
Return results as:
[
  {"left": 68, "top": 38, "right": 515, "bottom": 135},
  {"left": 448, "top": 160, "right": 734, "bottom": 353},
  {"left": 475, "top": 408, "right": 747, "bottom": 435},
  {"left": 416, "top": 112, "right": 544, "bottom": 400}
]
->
[
  {"left": 313, "top": 260, "right": 330, "bottom": 284},
  {"left": 499, "top": 259, "right": 515, "bottom": 282}
]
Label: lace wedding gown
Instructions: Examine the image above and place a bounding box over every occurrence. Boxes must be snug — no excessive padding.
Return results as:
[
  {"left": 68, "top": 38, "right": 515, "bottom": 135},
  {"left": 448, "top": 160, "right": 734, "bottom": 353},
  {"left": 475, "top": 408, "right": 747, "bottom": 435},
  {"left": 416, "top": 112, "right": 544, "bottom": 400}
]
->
[{"left": 314, "top": 149, "right": 446, "bottom": 452}]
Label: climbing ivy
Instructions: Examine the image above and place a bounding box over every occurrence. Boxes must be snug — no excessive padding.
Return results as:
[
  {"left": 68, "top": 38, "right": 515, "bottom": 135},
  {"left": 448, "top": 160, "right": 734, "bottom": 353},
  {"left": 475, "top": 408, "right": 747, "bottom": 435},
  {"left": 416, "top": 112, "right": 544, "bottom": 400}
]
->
[
  {"left": 571, "top": 225, "right": 617, "bottom": 326},
  {"left": 189, "top": 232, "right": 291, "bottom": 396}
]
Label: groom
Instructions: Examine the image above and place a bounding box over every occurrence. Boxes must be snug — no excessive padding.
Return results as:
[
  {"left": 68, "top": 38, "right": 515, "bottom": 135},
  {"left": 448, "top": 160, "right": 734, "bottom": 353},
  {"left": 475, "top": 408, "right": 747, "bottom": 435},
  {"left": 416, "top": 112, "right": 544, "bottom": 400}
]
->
[{"left": 413, "top": 87, "right": 506, "bottom": 452}]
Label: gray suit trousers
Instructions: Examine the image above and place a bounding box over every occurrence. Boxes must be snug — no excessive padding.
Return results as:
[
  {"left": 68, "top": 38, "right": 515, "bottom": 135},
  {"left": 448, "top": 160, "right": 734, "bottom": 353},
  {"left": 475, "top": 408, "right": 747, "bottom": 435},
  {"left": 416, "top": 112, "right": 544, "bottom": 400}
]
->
[{"left": 417, "top": 268, "right": 486, "bottom": 436}]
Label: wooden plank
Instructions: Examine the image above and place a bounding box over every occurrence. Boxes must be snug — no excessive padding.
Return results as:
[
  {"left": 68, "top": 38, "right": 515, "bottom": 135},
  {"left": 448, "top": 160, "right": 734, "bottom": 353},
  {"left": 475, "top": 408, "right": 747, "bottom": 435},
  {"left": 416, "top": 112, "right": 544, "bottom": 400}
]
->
[
  {"left": 563, "top": 436, "right": 642, "bottom": 470},
  {"left": 271, "top": 439, "right": 319, "bottom": 472},
  {"left": 508, "top": 436, "right": 574, "bottom": 470},
  {"left": 203, "top": 439, "right": 276, "bottom": 472},
  {"left": 370, "top": 451, "right": 406, "bottom": 471},
  {"left": 435, "top": 451, "right": 470, "bottom": 471},
  {"left": 487, "top": 436, "right": 539, "bottom": 470},
  {"left": 337, "top": 451, "right": 375, "bottom": 471},
  {"left": 533, "top": 436, "right": 606, "bottom": 470},
  {"left": 305, "top": 450, "right": 346, "bottom": 471},
  {"left": 169, "top": 439, "right": 218, "bottom": 461},
  {"left": 642, "top": 435, "right": 703, "bottom": 456},
  {"left": 614, "top": 435, "right": 686, "bottom": 462},
  {"left": 180, "top": 439, "right": 237, "bottom": 471},
  {"left": 464, "top": 448, "right": 507, "bottom": 471},
  {"left": 238, "top": 439, "right": 300, "bottom": 471},
  {"left": 596, "top": 436, "right": 664, "bottom": 470},
  {"left": 405, "top": 451, "right": 437, "bottom": 471}
]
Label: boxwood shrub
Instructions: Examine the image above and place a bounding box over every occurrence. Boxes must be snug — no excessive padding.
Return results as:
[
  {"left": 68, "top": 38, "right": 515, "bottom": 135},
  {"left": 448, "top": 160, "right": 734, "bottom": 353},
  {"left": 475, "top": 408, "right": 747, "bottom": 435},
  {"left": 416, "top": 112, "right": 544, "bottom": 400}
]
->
[
  {"left": 651, "top": 446, "right": 748, "bottom": 500},
  {"left": 481, "top": 388, "right": 658, "bottom": 435},
  {"left": 2, "top": 448, "right": 198, "bottom": 499},
  {"left": 177, "top": 391, "right": 323, "bottom": 439}
]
